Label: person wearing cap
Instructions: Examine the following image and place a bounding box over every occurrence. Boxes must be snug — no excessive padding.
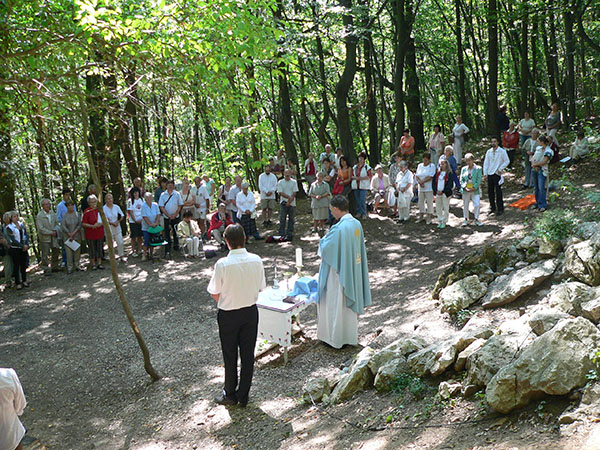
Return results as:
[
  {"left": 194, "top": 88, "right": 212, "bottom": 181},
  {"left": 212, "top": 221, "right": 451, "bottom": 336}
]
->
[
  {"left": 370, "top": 164, "right": 391, "bottom": 214},
  {"left": 235, "top": 182, "right": 263, "bottom": 243}
]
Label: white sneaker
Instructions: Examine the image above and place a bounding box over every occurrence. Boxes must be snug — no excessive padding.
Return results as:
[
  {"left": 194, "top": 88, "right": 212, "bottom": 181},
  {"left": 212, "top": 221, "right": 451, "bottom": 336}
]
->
[
  {"left": 461, "top": 220, "right": 469, "bottom": 227},
  {"left": 141, "top": 254, "right": 147, "bottom": 261},
  {"left": 475, "top": 220, "right": 484, "bottom": 226},
  {"left": 426, "top": 217, "right": 431, "bottom": 225}
]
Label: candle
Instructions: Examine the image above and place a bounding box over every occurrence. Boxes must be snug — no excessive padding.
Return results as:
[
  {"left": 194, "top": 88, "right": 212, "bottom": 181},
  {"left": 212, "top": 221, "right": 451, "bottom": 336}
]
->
[{"left": 296, "top": 248, "right": 302, "bottom": 267}]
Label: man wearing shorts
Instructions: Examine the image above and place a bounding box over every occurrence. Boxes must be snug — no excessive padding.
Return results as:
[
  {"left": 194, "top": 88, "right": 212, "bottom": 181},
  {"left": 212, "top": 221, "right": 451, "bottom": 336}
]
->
[{"left": 258, "top": 165, "right": 277, "bottom": 226}]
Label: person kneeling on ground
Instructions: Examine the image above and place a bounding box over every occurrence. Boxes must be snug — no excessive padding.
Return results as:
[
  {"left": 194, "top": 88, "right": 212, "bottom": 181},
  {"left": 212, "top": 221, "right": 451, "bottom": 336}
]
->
[
  {"left": 207, "top": 224, "right": 266, "bottom": 407},
  {"left": 209, "top": 203, "right": 234, "bottom": 251},
  {"left": 178, "top": 210, "right": 201, "bottom": 258}
]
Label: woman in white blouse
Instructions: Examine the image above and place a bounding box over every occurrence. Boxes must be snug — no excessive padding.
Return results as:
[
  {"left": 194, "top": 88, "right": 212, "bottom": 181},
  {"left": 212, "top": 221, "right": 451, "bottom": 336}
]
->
[
  {"left": 395, "top": 161, "right": 413, "bottom": 223},
  {"left": 428, "top": 124, "right": 446, "bottom": 166},
  {"left": 103, "top": 193, "right": 125, "bottom": 260},
  {"left": 452, "top": 115, "right": 470, "bottom": 164}
]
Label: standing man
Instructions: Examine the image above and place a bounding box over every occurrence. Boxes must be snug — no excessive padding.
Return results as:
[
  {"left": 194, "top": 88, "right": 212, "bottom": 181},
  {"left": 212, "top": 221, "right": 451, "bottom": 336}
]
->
[
  {"left": 57, "top": 188, "right": 75, "bottom": 268},
  {"left": 0, "top": 367, "right": 27, "bottom": 450},
  {"left": 319, "top": 144, "right": 334, "bottom": 169},
  {"left": 277, "top": 168, "right": 299, "bottom": 240},
  {"left": 158, "top": 180, "right": 183, "bottom": 257},
  {"left": 202, "top": 174, "right": 216, "bottom": 208},
  {"left": 483, "top": 137, "right": 510, "bottom": 216},
  {"left": 36, "top": 198, "right": 60, "bottom": 275},
  {"left": 258, "top": 165, "right": 278, "bottom": 226},
  {"left": 192, "top": 176, "right": 210, "bottom": 235},
  {"left": 227, "top": 175, "right": 243, "bottom": 223},
  {"left": 207, "top": 223, "right": 266, "bottom": 407},
  {"left": 317, "top": 195, "right": 371, "bottom": 348}
]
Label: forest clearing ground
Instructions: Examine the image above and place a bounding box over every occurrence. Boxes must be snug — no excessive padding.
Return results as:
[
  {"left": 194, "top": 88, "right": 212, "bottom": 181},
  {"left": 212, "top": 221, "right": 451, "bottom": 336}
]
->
[{"left": 1, "top": 153, "right": 599, "bottom": 449}]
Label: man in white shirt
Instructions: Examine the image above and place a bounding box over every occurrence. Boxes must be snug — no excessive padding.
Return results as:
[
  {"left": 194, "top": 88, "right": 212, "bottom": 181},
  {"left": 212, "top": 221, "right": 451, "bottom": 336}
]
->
[
  {"left": 227, "top": 176, "right": 243, "bottom": 223},
  {"left": 207, "top": 224, "right": 266, "bottom": 407},
  {"left": 0, "top": 367, "right": 27, "bottom": 450},
  {"left": 414, "top": 154, "right": 437, "bottom": 224},
  {"left": 277, "top": 169, "right": 299, "bottom": 239},
  {"left": 483, "top": 137, "right": 510, "bottom": 216},
  {"left": 158, "top": 180, "right": 184, "bottom": 256},
  {"left": 235, "top": 182, "right": 263, "bottom": 242},
  {"left": 192, "top": 176, "right": 210, "bottom": 234},
  {"left": 258, "top": 165, "right": 278, "bottom": 226}
]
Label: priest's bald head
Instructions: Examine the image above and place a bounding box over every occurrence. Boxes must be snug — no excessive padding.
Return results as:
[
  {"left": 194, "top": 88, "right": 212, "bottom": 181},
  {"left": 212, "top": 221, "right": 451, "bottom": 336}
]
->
[{"left": 330, "top": 195, "right": 349, "bottom": 219}]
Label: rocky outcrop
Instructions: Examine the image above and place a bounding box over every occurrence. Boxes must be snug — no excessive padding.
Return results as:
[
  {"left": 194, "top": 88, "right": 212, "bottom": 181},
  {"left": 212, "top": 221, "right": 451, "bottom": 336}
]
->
[
  {"left": 545, "top": 281, "right": 595, "bottom": 315},
  {"left": 582, "top": 296, "right": 600, "bottom": 324},
  {"left": 439, "top": 275, "right": 487, "bottom": 314},
  {"left": 439, "top": 381, "right": 462, "bottom": 399},
  {"left": 302, "top": 377, "right": 331, "bottom": 403},
  {"left": 374, "top": 358, "right": 408, "bottom": 392},
  {"left": 565, "top": 239, "right": 600, "bottom": 286},
  {"left": 482, "top": 259, "right": 559, "bottom": 308},
  {"left": 330, "top": 347, "right": 375, "bottom": 404},
  {"left": 486, "top": 317, "right": 600, "bottom": 414},
  {"left": 528, "top": 309, "right": 572, "bottom": 335},
  {"left": 455, "top": 338, "right": 486, "bottom": 371}
]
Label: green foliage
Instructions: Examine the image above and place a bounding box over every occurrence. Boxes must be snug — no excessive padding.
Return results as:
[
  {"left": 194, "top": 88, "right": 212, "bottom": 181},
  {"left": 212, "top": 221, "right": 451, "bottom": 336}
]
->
[
  {"left": 586, "top": 348, "right": 600, "bottom": 382},
  {"left": 391, "top": 373, "right": 430, "bottom": 400},
  {"left": 455, "top": 309, "right": 475, "bottom": 327},
  {"left": 532, "top": 209, "right": 577, "bottom": 242}
]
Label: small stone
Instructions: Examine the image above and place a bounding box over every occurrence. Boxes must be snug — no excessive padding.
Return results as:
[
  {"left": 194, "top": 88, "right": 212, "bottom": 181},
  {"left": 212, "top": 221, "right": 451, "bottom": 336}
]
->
[
  {"left": 538, "top": 239, "right": 562, "bottom": 258},
  {"left": 462, "top": 384, "right": 480, "bottom": 397},
  {"left": 439, "top": 381, "right": 462, "bottom": 399}
]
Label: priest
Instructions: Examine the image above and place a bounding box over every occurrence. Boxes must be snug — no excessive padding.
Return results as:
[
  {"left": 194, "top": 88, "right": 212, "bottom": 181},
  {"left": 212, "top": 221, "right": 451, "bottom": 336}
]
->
[{"left": 317, "top": 195, "right": 371, "bottom": 348}]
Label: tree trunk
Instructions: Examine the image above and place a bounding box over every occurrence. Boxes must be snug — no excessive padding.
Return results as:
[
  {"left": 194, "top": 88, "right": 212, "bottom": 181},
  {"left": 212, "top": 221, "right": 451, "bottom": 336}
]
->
[
  {"left": 86, "top": 68, "right": 108, "bottom": 189},
  {"left": 486, "top": 0, "right": 499, "bottom": 137},
  {"left": 0, "top": 91, "right": 15, "bottom": 212},
  {"left": 335, "top": 0, "right": 358, "bottom": 163},
  {"left": 315, "top": 35, "right": 334, "bottom": 147},
  {"left": 393, "top": 0, "right": 411, "bottom": 149},
  {"left": 105, "top": 68, "right": 126, "bottom": 210},
  {"left": 364, "top": 32, "right": 380, "bottom": 166},
  {"left": 519, "top": 0, "right": 529, "bottom": 116},
  {"left": 404, "top": 36, "right": 425, "bottom": 153},
  {"left": 563, "top": 1, "right": 576, "bottom": 126},
  {"left": 456, "top": 0, "right": 468, "bottom": 123}
]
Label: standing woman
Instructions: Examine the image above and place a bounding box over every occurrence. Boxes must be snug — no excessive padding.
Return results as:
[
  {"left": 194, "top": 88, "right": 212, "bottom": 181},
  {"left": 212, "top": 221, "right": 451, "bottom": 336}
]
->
[
  {"left": 518, "top": 111, "right": 536, "bottom": 146},
  {"left": 395, "top": 161, "right": 413, "bottom": 223},
  {"left": 502, "top": 122, "right": 519, "bottom": 168},
  {"left": 2, "top": 212, "right": 13, "bottom": 287},
  {"left": 218, "top": 176, "right": 232, "bottom": 206},
  {"left": 433, "top": 159, "right": 454, "bottom": 229},
  {"left": 82, "top": 194, "right": 105, "bottom": 270},
  {"left": 304, "top": 153, "right": 317, "bottom": 188},
  {"left": 545, "top": 103, "right": 562, "bottom": 145},
  {"left": 428, "top": 125, "right": 446, "bottom": 166},
  {"left": 7, "top": 212, "right": 30, "bottom": 289},
  {"left": 127, "top": 187, "right": 144, "bottom": 257},
  {"left": 531, "top": 135, "right": 554, "bottom": 212},
  {"left": 460, "top": 153, "right": 484, "bottom": 226},
  {"left": 351, "top": 152, "right": 373, "bottom": 220},
  {"left": 309, "top": 172, "right": 331, "bottom": 232},
  {"left": 61, "top": 200, "right": 82, "bottom": 273},
  {"left": 103, "top": 193, "right": 125, "bottom": 261},
  {"left": 180, "top": 177, "right": 196, "bottom": 218},
  {"left": 452, "top": 115, "right": 470, "bottom": 164}
]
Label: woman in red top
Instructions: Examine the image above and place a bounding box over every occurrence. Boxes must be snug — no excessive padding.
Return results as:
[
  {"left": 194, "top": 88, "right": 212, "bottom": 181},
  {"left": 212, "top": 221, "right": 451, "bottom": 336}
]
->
[
  {"left": 81, "top": 194, "right": 105, "bottom": 270},
  {"left": 398, "top": 129, "right": 415, "bottom": 166},
  {"left": 208, "top": 203, "right": 233, "bottom": 250},
  {"left": 502, "top": 122, "right": 519, "bottom": 168}
]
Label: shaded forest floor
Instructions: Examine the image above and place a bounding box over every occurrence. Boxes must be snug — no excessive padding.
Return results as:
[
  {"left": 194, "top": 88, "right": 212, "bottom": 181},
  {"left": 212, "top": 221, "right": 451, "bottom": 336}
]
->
[{"left": 2, "top": 146, "right": 600, "bottom": 449}]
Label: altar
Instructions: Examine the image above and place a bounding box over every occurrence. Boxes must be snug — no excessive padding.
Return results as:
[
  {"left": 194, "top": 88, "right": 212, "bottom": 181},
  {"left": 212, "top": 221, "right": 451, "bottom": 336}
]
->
[{"left": 256, "top": 286, "right": 313, "bottom": 363}]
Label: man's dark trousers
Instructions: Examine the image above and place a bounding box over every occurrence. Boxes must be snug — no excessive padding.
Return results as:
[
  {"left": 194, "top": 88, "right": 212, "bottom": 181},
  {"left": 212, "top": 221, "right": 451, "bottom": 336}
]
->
[
  {"left": 217, "top": 304, "right": 259, "bottom": 405},
  {"left": 487, "top": 173, "right": 504, "bottom": 213}
]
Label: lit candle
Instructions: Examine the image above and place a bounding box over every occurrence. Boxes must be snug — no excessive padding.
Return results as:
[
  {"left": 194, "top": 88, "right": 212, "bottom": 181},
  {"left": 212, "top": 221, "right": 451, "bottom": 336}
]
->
[{"left": 296, "top": 248, "right": 302, "bottom": 268}]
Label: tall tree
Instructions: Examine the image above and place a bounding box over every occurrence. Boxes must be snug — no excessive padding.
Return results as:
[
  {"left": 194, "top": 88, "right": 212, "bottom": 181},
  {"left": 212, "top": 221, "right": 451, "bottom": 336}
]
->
[
  {"left": 455, "top": 0, "right": 468, "bottom": 123},
  {"left": 404, "top": 36, "right": 425, "bottom": 151},
  {"left": 486, "top": 0, "right": 499, "bottom": 137}
]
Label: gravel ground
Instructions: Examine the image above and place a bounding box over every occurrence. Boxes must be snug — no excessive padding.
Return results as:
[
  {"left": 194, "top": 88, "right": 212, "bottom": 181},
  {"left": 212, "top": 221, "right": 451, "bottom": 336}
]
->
[{"left": 1, "top": 156, "right": 598, "bottom": 449}]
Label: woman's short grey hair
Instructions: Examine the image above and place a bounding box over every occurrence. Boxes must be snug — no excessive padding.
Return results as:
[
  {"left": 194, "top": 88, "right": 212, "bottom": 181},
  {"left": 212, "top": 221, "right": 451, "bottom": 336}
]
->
[
  {"left": 87, "top": 194, "right": 98, "bottom": 203},
  {"left": 464, "top": 153, "right": 475, "bottom": 161},
  {"left": 399, "top": 161, "right": 408, "bottom": 168},
  {"left": 40, "top": 198, "right": 51, "bottom": 207},
  {"left": 3, "top": 211, "right": 14, "bottom": 222},
  {"left": 531, "top": 128, "right": 541, "bottom": 136},
  {"left": 317, "top": 171, "right": 326, "bottom": 178},
  {"left": 444, "top": 145, "right": 454, "bottom": 154}
]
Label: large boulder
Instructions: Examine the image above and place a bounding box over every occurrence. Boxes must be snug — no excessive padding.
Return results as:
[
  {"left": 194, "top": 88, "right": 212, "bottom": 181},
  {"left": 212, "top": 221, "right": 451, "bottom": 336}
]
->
[
  {"left": 374, "top": 358, "right": 409, "bottom": 392},
  {"left": 565, "top": 239, "right": 600, "bottom": 286},
  {"left": 439, "top": 275, "right": 488, "bottom": 314},
  {"left": 455, "top": 338, "right": 486, "bottom": 371},
  {"left": 330, "top": 347, "right": 375, "bottom": 403},
  {"left": 578, "top": 222, "right": 600, "bottom": 240},
  {"left": 528, "top": 309, "right": 572, "bottom": 335},
  {"left": 302, "top": 377, "right": 331, "bottom": 403},
  {"left": 486, "top": 317, "right": 600, "bottom": 414},
  {"left": 482, "top": 259, "right": 559, "bottom": 308},
  {"left": 583, "top": 295, "right": 600, "bottom": 324},
  {"left": 545, "top": 281, "right": 595, "bottom": 315},
  {"left": 465, "top": 317, "right": 535, "bottom": 387},
  {"left": 538, "top": 239, "right": 562, "bottom": 258}
]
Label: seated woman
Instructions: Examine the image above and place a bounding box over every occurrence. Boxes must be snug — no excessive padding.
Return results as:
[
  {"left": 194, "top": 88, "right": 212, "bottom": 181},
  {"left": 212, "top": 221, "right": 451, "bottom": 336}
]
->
[
  {"left": 570, "top": 130, "right": 590, "bottom": 161},
  {"left": 60, "top": 200, "right": 82, "bottom": 273},
  {"left": 208, "top": 203, "right": 233, "bottom": 251},
  {"left": 309, "top": 172, "right": 331, "bottom": 232},
  {"left": 178, "top": 210, "right": 201, "bottom": 258},
  {"left": 369, "top": 164, "right": 391, "bottom": 214},
  {"left": 433, "top": 160, "right": 455, "bottom": 229}
]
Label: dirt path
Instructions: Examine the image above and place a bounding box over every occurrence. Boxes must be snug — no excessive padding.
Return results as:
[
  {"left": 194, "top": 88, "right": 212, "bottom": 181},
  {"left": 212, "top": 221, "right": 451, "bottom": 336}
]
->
[{"left": 1, "top": 160, "right": 596, "bottom": 449}]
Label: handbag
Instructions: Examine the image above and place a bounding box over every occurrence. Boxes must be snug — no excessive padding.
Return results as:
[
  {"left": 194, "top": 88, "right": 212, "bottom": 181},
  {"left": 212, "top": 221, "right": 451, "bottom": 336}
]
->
[{"left": 332, "top": 178, "right": 345, "bottom": 195}]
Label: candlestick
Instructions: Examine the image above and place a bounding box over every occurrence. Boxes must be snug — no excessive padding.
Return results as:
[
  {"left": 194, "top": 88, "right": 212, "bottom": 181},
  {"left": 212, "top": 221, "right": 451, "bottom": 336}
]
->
[
  {"left": 273, "top": 259, "right": 279, "bottom": 289},
  {"left": 296, "top": 248, "right": 303, "bottom": 268}
]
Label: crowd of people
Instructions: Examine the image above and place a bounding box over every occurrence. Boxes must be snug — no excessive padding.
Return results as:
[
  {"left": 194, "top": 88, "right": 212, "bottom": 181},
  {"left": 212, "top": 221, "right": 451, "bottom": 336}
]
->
[{"left": 1, "top": 105, "right": 591, "bottom": 291}]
